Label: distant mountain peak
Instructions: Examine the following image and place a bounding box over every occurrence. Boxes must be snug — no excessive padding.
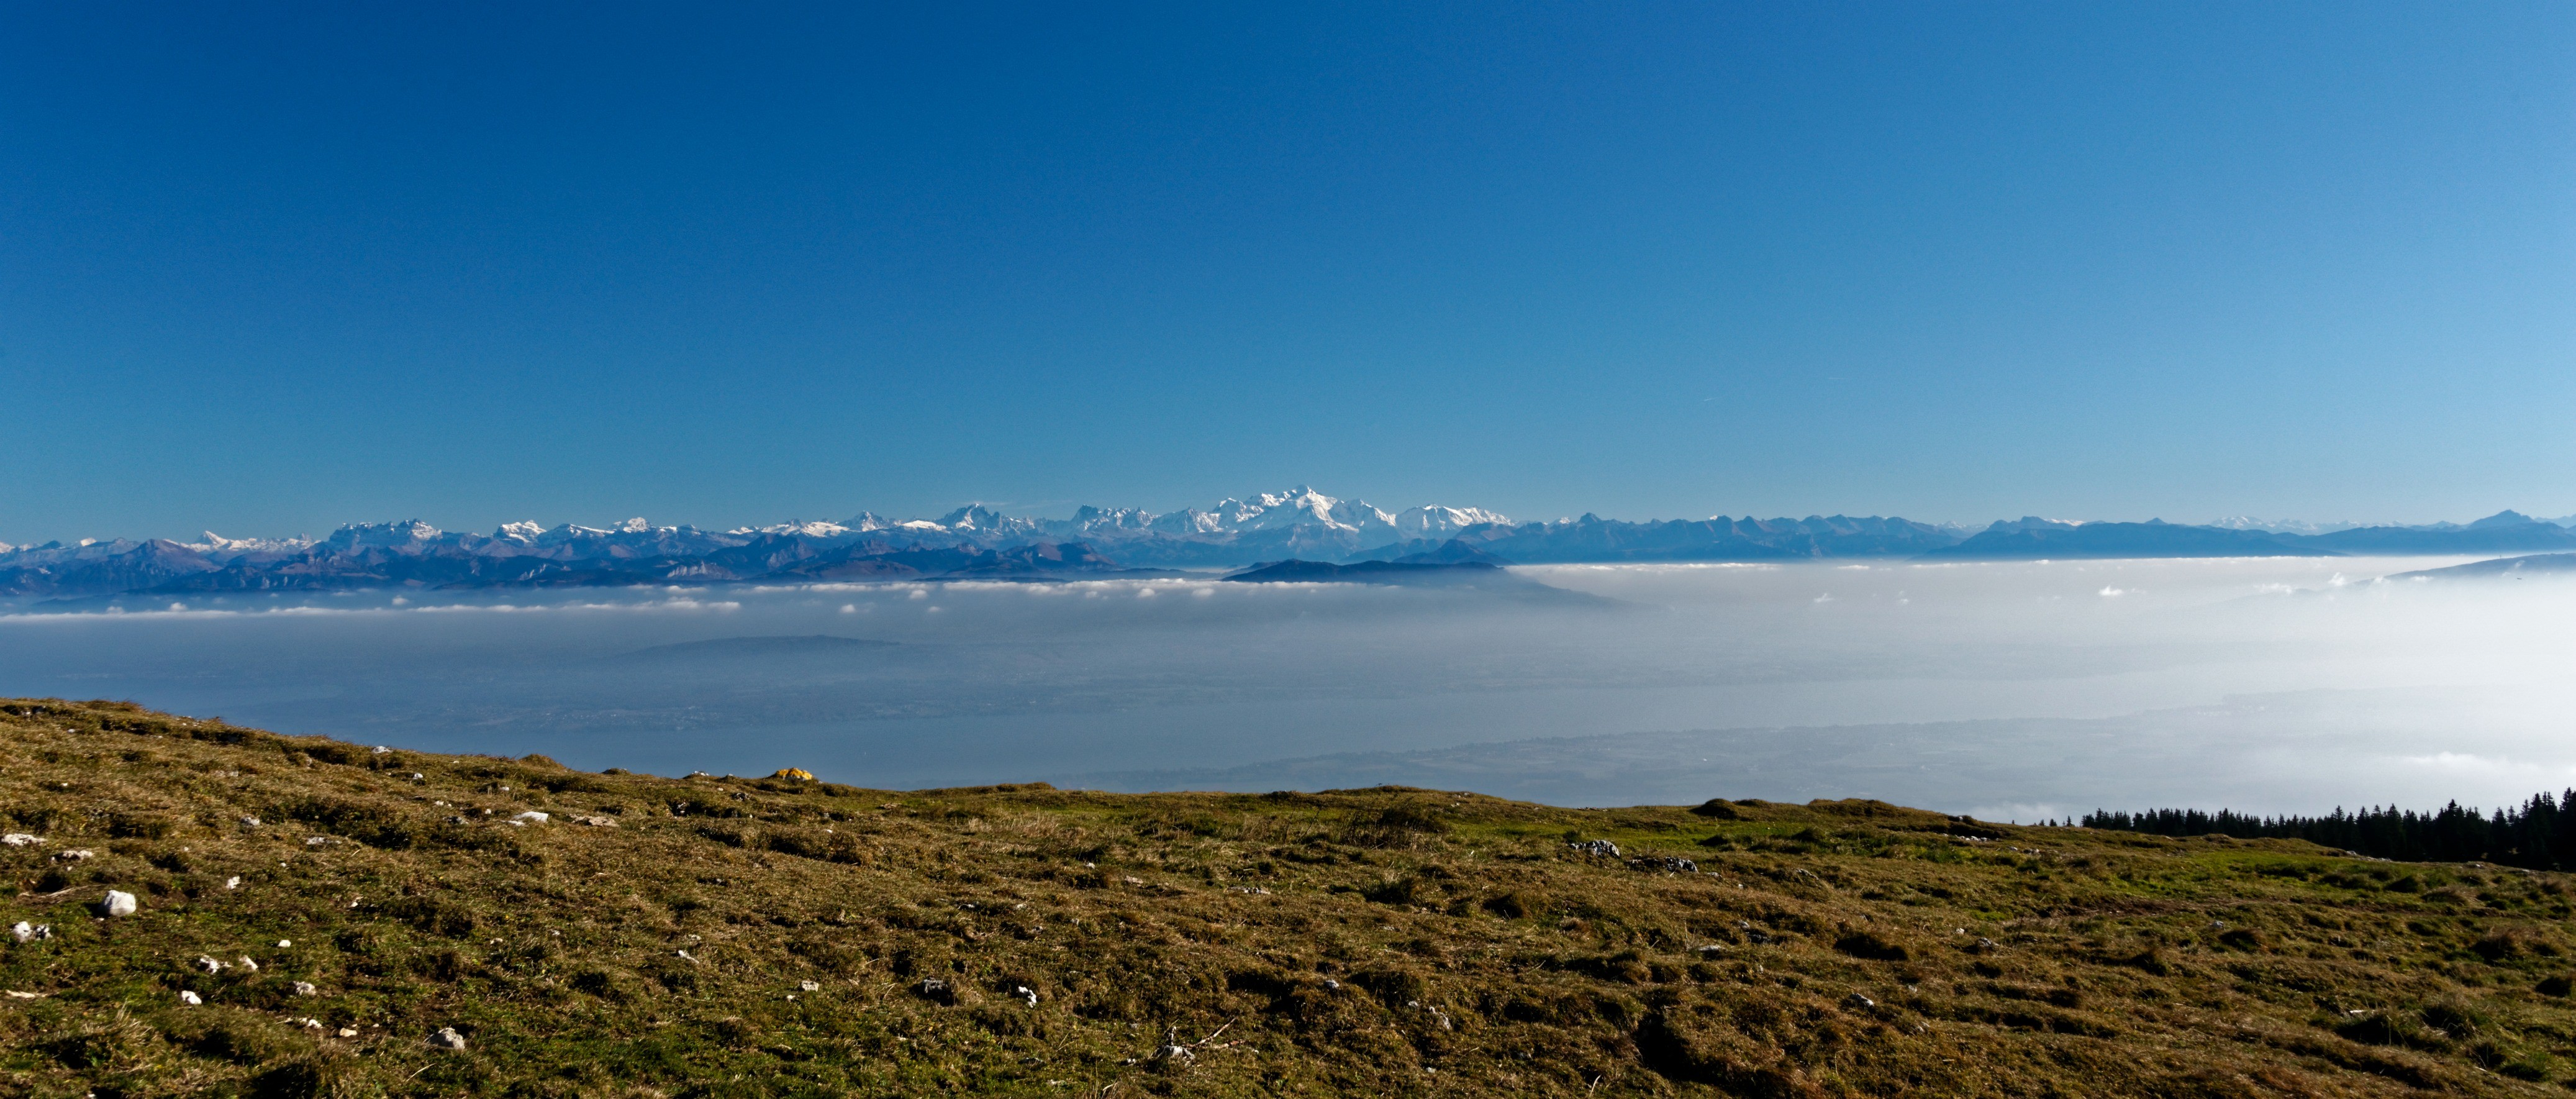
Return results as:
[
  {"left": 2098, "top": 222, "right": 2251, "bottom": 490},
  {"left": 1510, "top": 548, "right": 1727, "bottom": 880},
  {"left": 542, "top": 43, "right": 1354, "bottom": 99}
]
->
[{"left": 2467, "top": 510, "right": 2539, "bottom": 530}]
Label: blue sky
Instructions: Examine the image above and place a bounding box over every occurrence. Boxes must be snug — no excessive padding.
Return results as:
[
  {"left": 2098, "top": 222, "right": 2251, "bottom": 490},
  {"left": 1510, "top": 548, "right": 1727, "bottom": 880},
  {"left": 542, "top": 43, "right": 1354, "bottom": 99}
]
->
[{"left": 2, "top": 2, "right": 2569, "bottom": 541}]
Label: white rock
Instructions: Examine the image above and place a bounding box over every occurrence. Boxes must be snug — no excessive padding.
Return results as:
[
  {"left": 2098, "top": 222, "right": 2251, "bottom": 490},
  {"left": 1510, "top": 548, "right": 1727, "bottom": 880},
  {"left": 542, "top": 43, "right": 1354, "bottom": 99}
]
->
[
  {"left": 799, "top": 980, "right": 821, "bottom": 992},
  {"left": 430, "top": 1026, "right": 468, "bottom": 1051},
  {"left": 179, "top": 990, "right": 202, "bottom": 1005},
  {"left": 9, "top": 921, "right": 38, "bottom": 942},
  {"left": 337, "top": 1028, "right": 358, "bottom": 1038},
  {"left": 102, "top": 890, "right": 138, "bottom": 918},
  {"left": 371, "top": 746, "right": 392, "bottom": 754},
  {"left": 237, "top": 956, "right": 258, "bottom": 972},
  {"left": 512, "top": 811, "right": 550, "bottom": 825},
  {"left": 1, "top": 833, "right": 41, "bottom": 847},
  {"left": 277, "top": 939, "right": 293, "bottom": 947},
  {"left": 195, "top": 955, "right": 227, "bottom": 974},
  {"left": 239, "top": 816, "right": 261, "bottom": 828},
  {"left": 55, "top": 849, "right": 94, "bottom": 862},
  {"left": 225, "top": 876, "right": 242, "bottom": 890},
  {"left": 292, "top": 981, "right": 319, "bottom": 996}
]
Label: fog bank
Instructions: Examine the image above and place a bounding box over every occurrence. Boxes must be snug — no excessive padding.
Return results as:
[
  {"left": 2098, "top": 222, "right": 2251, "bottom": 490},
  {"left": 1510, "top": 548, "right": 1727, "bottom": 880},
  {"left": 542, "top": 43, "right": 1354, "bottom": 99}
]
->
[{"left": 1, "top": 557, "right": 2566, "bottom": 814}]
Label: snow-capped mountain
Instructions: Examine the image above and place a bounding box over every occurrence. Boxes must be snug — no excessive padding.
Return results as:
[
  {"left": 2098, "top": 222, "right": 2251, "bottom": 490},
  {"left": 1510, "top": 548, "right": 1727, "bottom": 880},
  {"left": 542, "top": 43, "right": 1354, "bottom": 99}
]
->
[
  {"left": 1392, "top": 504, "right": 1510, "bottom": 539},
  {"left": 1207, "top": 486, "right": 1399, "bottom": 536}
]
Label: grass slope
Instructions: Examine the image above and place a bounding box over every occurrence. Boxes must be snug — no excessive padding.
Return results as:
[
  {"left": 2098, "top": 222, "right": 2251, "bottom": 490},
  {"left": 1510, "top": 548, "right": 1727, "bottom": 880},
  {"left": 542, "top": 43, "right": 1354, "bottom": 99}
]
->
[{"left": 7, "top": 700, "right": 2576, "bottom": 1097}]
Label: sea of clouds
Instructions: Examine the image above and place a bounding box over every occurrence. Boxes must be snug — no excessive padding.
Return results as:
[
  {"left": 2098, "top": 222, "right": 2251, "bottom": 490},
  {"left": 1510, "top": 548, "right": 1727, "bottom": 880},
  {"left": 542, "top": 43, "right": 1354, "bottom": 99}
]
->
[{"left": 1, "top": 557, "right": 2568, "bottom": 818}]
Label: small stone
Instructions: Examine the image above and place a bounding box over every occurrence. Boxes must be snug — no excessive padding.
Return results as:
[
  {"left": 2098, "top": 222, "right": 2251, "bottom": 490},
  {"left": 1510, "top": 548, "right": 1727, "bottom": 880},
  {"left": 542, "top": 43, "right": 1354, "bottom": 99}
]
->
[
  {"left": 1, "top": 833, "right": 40, "bottom": 847},
  {"left": 225, "top": 876, "right": 242, "bottom": 890},
  {"left": 1154, "top": 1044, "right": 1194, "bottom": 1064},
  {"left": 572, "top": 815, "right": 618, "bottom": 827},
  {"left": 239, "top": 817, "right": 261, "bottom": 828},
  {"left": 2, "top": 990, "right": 42, "bottom": 1000},
  {"left": 799, "top": 980, "right": 821, "bottom": 992},
  {"left": 304, "top": 836, "right": 329, "bottom": 846},
  {"left": 1323, "top": 978, "right": 1341, "bottom": 990},
  {"left": 10, "top": 921, "right": 50, "bottom": 942},
  {"left": 237, "top": 957, "right": 258, "bottom": 972},
  {"left": 1697, "top": 944, "right": 1727, "bottom": 957},
  {"left": 1846, "top": 993, "right": 1876, "bottom": 1009},
  {"left": 512, "top": 811, "right": 550, "bottom": 825},
  {"left": 292, "top": 981, "right": 319, "bottom": 996},
  {"left": 277, "top": 939, "right": 293, "bottom": 947},
  {"left": 195, "top": 955, "right": 227, "bottom": 974},
  {"left": 371, "top": 746, "right": 392, "bottom": 754},
  {"left": 179, "top": 990, "right": 202, "bottom": 1005},
  {"left": 430, "top": 1026, "right": 468, "bottom": 1051},
  {"left": 55, "top": 849, "right": 93, "bottom": 862},
  {"left": 296, "top": 1017, "right": 324, "bottom": 1029},
  {"left": 1016, "top": 984, "right": 1040, "bottom": 1006},
  {"left": 1567, "top": 839, "right": 1620, "bottom": 857},
  {"left": 101, "top": 890, "right": 138, "bottom": 918},
  {"left": 337, "top": 1028, "right": 358, "bottom": 1038}
]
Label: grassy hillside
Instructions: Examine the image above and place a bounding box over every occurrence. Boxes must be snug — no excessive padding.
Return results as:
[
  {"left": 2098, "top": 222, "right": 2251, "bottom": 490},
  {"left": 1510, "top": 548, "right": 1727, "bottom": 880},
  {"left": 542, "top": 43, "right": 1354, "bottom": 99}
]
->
[{"left": 7, "top": 700, "right": 2576, "bottom": 1097}]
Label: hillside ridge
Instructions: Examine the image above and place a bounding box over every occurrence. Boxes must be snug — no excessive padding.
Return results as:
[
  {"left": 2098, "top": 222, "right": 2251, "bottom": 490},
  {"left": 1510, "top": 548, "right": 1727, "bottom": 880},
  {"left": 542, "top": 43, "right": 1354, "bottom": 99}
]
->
[{"left": 6, "top": 700, "right": 2576, "bottom": 1096}]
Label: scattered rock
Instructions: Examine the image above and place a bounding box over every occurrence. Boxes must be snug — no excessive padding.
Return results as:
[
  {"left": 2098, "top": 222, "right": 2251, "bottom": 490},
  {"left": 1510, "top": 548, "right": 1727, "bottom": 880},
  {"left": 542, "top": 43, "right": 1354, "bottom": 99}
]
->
[
  {"left": 337, "top": 1027, "right": 358, "bottom": 1038},
  {"left": 237, "top": 956, "right": 258, "bottom": 972},
  {"left": 11, "top": 922, "right": 52, "bottom": 942},
  {"left": 1015, "top": 984, "right": 1040, "bottom": 1007},
  {"left": 4, "top": 990, "right": 45, "bottom": 1000},
  {"left": 370, "top": 746, "right": 392, "bottom": 754},
  {"left": 1154, "top": 1043, "right": 1194, "bottom": 1064},
  {"left": 1, "top": 833, "right": 41, "bottom": 847},
  {"left": 1323, "top": 979, "right": 1341, "bottom": 990},
  {"left": 238, "top": 817, "right": 261, "bottom": 828},
  {"left": 510, "top": 811, "right": 550, "bottom": 826},
  {"left": 430, "top": 1026, "right": 468, "bottom": 1051},
  {"left": 799, "top": 980, "right": 821, "bottom": 992},
  {"left": 291, "top": 981, "right": 320, "bottom": 996},
  {"left": 194, "top": 955, "right": 227, "bottom": 974},
  {"left": 294, "top": 1017, "right": 323, "bottom": 1029},
  {"left": 571, "top": 815, "right": 619, "bottom": 827},
  {"left": 1568, "top": 839, "right": 1620, "bottom": 858},
  {"left": 225, "top": 876, "right": 242, "bottom": 890},
  {"left": 913, "top": 977, "right": 955, "bottom": 1004},
  {"left": 304, "top": 836, "right": 331, "bottom": 846},
  {"left": 179, "top": 991, "right": 202, "bottom": 1005},
  {"left": 277, "top": 939, "right": 293, "bottom": 948},
  {"left": 1846, "top": 992, "right": 1877, "bottom": 1009},
  {"left": 101, "top": 890, "right": 138, "bottom": 918},
  {"left": 54, "top": 849, "right": 93, "bottom": 862},
  {"left": 1697, "top": 944, "right": 1727, "bottom": 957},
  {"left": 1630, "top": 855, "right": 1698, "bottom": 873}
]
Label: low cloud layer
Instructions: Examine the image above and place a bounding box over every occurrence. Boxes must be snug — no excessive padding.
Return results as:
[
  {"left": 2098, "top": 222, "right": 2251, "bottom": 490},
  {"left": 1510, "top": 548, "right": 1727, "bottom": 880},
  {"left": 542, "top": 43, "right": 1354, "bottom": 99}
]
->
[{"left": 2, "top": 556, "right": 2566, "bottom": 814}]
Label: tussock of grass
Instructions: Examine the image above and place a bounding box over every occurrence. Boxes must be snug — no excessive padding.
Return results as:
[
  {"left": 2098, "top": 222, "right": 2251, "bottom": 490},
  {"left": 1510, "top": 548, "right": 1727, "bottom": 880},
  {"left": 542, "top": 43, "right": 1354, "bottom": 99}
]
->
[{"left": 7, "top": 699, "right": 2576, "bottom": 1096}]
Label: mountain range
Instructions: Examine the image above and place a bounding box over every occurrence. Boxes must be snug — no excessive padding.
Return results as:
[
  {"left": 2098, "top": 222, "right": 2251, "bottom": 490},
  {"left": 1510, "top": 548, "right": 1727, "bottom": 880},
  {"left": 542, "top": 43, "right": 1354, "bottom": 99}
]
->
[{"left": 3, "top": 487, "right": 2572, "bottom": 600}]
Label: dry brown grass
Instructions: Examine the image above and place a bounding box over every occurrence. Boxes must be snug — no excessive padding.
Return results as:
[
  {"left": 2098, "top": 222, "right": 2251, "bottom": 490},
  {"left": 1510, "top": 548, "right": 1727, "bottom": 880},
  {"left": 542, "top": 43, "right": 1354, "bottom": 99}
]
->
[{"left": 6, "top": 697, "right": 2576, "bottom": 1097}]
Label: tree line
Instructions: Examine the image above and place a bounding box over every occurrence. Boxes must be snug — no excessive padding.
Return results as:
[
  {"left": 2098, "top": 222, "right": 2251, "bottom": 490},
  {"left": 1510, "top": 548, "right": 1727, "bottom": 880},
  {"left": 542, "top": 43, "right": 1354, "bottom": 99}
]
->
[{"left": 2081, "top": 790, "right": 2576, "bottom": 869}]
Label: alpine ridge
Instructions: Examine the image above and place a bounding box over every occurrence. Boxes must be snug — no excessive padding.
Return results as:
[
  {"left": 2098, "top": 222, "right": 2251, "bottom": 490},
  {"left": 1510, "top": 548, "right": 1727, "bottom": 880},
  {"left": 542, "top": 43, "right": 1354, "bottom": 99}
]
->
[{"left": 3, "top": 490, "right": 2569, "bottom": 600}]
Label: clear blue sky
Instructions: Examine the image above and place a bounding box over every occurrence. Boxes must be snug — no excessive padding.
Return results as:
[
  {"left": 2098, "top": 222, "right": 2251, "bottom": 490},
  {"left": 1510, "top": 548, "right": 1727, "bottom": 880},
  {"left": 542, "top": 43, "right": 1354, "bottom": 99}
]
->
[{"left": 3, "top": 2, "right": 2569, "bottom": 542}]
